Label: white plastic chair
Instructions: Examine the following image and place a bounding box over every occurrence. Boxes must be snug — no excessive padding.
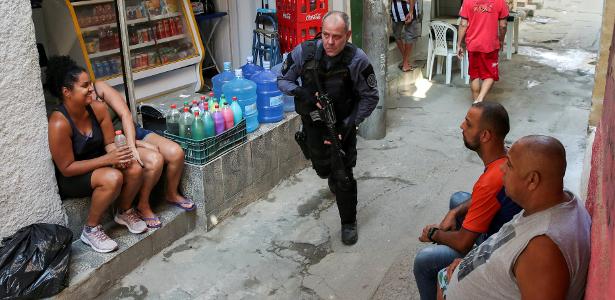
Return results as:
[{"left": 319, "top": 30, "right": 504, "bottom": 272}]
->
[{"left": 426, "top": 21, "right": 464, "bottom": 84}]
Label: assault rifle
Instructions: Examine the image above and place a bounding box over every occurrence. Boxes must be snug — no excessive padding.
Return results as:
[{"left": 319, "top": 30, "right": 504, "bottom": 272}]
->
[{"left": 309, "top": 92, "right": 351, "bottom": 185}]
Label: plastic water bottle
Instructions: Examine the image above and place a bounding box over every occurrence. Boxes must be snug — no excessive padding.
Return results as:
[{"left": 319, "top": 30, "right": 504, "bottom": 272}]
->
[
  {"left": 252, "top": 61, "right": 284, "bottom": 123},
  {"left": 183, "top": 100, "right": 190, "bottom": 110},
  {"left": 207, "top": 91, "right": 217, "bottom": 112},
  {"left": 223, "top": 69, "right": 259, "bottom": 133},
  {"left": 219, "top": 94, "right": 228, "bottom": 107},
  {"left": 222, "top": 103, "right": 235, "bottom": 130},
  {"left": 272, "top": 53, "right": 296, "bottom": 112},
  {"left": 212, "top": 61, "right": 235, "bottom": 98},
  {"left": 114, "top": 130, "right": 128, "bottom": 168},
  {"left": 202, "top": 102, "right": 216, "bottom": 138},
  {"left": 191, "top": 111, "right": 206, "bottom": 140},
  {"left": 179, "top": 107, "right": 194, "bottom": 138},
  {"left": 241, "top": 56, "right": 264, "bottom": 80},
  {"left": 230, "top": 96, "right": 243, "bottom": 125},
  {"left": 166, "top": 103, "right": 181, "bottom": 135},
  {"left": 190, "top": 99, "right": 200, "bottom": 113},
  {"left": 213, "top": 104, "right": 225, "bottom": 135},
  {"left": 198, "top": 95, "right": 207, "bottom": 113}
]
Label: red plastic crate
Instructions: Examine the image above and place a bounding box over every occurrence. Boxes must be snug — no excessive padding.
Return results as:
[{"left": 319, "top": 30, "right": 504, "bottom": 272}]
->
[
  {"left": 276, "top": 0, "right": 328, "bottom": 24},
  {"left": 278, "top": 19, "right": 322, "bottom": 53},
  {"left": 276, "top": 0, "right": 328, "bottom": 52}
]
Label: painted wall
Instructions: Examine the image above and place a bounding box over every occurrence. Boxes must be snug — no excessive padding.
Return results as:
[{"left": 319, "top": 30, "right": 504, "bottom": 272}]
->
[
  {"left": 584, "top": 17, "right": 615, "bottom": 300},
  {"left": 589, "top": 0, "right": 615, "bottom": 126},
  {"left": 0, "top": 1, "right": 66, "bottom": 239}
]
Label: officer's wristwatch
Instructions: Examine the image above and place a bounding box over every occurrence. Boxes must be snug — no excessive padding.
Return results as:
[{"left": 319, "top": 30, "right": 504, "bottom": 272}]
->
[{"left": 428, "top": 227, "right": 439, "bottom": 244}]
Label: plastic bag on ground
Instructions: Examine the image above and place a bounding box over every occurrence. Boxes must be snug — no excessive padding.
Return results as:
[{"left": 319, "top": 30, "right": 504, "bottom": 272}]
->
[{"left": 0, "top": 223, "right": 72, "bottom": 299}]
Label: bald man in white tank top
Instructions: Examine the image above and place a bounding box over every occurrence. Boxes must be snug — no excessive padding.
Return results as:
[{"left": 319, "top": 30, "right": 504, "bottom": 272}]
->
[{"left": 438, "top": 135, "right": 591, "bottom": 300}]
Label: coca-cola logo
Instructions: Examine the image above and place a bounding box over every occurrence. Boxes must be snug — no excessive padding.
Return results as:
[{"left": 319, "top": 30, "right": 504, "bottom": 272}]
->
[
  {"left": 283, "top": 13, "right": 291, "bottom": 19},
  {"left": 305, "top": 13, "right": 321, "bottom": 21}
]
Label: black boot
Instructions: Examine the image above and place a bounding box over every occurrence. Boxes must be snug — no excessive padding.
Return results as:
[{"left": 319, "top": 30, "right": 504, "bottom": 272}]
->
[{"left": 341, "top": 222, "right": 358, "bottom": 245}]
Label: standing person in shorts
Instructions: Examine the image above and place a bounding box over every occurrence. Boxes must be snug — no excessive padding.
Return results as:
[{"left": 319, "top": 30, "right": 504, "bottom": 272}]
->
[
  {"left": 456, "top": 0, "right": 508, "bottom": 103},
  {"left": 391, "top": 0, "right": 421, "bottom": 72}
]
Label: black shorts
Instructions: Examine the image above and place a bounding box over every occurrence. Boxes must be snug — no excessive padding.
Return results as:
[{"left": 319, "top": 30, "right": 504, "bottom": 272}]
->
[{"left": 56, "top": 170, "right": 94, "bottom": 199}]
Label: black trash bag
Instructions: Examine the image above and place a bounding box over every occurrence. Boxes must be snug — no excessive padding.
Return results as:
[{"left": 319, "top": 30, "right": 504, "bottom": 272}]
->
[{"left": 0, "top": 223, "right": 72, "bottom": 299}]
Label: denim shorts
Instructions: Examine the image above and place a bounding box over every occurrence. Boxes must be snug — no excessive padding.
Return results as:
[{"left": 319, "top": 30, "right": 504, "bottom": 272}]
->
[{"left": 135, "top": 125, "right": 153, "bottom": 140}]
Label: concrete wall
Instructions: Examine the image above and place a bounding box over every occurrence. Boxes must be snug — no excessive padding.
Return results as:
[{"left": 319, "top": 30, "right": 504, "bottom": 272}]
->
[
  {"left": 584, "top": 17, "right": 615, "bottom": 300},
  {"left": 589, "top": 0, "right": 615, "bottom": 126},
  {"left": 0, "top": 1, "right": 66, "bottom": 239}
]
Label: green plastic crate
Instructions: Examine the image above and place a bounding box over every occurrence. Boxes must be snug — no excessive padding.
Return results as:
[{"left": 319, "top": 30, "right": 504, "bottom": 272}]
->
[{"left": 164, "top": 119, "right": 247, "bottom": 165}]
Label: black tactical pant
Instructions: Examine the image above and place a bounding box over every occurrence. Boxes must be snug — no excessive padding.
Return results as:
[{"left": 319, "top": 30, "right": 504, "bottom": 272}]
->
[{"left": 303, "top": 119, "right": 358, "bottom": 225}]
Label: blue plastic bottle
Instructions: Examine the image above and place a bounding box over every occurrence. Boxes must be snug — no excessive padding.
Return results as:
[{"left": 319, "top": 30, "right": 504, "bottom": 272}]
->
[
  {"left": 241, "top": 56, "right": 264, "bottom": 80},
  {"left": 212, "top": 61, "right": 235, "bottom": 98},
  {"left": 251, "top": 61, "right": 284, "bottom": 123},
  {"left": 272, "top": 53, "right": 295, "bottom": 112},
  {"left": 223, "top": 69, "right": 259, "bottom": 133},
  {"left": 230, "top": 96, "right": 243, "bottom": 126}
]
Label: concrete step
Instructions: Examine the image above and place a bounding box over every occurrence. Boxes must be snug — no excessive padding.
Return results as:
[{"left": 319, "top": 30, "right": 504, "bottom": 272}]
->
[{"left": 55, "top": 203, "right": 195, "bottom": 299}]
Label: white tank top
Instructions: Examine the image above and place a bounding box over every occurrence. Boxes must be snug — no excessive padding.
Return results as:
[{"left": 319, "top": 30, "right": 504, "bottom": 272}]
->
[{"left": 446, "top": 191, "right": 591, "bottom": 300}]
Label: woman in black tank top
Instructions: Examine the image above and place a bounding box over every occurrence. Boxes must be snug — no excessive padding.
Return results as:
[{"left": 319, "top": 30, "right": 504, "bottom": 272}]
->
[{"left": 47, "top": 56, "right": 146, "bottom": 252}]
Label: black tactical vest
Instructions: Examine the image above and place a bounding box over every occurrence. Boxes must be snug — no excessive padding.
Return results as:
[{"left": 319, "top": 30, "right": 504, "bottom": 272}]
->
[{"left": 300, "top": 41, "right": 359, "bottom": 121}]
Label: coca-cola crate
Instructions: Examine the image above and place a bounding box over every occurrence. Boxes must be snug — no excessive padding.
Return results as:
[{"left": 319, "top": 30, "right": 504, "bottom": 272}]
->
[
  {"left": 278, "top": 19, "right": 321, "bottom": 53},
  {"left": 276, "top": 0, "right": 328, "bottom": 24}
]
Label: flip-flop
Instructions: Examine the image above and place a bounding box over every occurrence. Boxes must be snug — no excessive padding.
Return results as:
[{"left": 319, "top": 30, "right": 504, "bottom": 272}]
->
[
  {"left": 401, "top": 66, "right": 416, "bottom": 72},
  {"left": 136, "top": 209, "right": 162, "bottom": 229},
  {"left": 167, "top": 198, "right": 196, "bottom": 211}
]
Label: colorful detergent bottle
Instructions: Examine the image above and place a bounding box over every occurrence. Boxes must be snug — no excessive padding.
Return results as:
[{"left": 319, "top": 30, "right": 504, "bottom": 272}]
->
[
  {"left": 212, "top": 61, "right": 235, "bottom": 98},
  {"left": 230, "top": 96, "right": 243, "bottom": 125},
  {"left": 178, "top": 107, "right": 194, "bottom": 138},
  {"left": 241, "top": 55, "right": 264, "bottom": 80},
  {"left": 202, "top": 102, "right": 216, "bottom": 138},
  {"left": 213, "top": 104, "right": 225, "bottom": 135},
  {"left": 191, "top": 111, "right": 206, "bottom": 140},
  {"left": 222, "top": 103, "right": 235, "bottom": 130},
  {"left": 222, "top": 69, "right": 259, "bottom": 133},
  {"left": 251, "top": 60, "right": 284, "bottom": 123}
]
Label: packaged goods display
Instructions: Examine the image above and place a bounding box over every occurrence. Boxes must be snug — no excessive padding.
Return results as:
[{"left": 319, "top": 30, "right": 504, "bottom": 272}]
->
[{"left": 69, "top": 0, "right": 197, "bottom": 81}]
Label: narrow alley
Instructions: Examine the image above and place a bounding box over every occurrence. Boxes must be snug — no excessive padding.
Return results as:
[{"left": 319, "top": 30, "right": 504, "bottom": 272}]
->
[{"left": 100, "top": 7, "right": 598, "bottom": 297}]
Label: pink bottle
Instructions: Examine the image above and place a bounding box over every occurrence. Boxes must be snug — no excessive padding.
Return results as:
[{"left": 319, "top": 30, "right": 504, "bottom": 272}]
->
[
  {"left": 213, "top": 104, "right": 225, "bottom": 135},
  {"left": 222, "top": 103, "right": 235, "bottom": 130}
]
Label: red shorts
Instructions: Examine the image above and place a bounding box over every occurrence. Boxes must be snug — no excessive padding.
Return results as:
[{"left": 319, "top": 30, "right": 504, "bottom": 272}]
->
[{"left": 468, "top": 50, "right": 500, "bottom": 81}]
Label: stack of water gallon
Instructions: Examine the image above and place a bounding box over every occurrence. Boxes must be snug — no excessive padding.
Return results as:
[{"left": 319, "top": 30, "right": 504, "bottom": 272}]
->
[{"left": 212, "top": 55, "right": 295, "bottom": 133}]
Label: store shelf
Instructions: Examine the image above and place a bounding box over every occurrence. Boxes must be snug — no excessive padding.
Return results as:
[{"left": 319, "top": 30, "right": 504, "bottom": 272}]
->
[
  {"left": 104, "top": 55, "right": 201, "bottom": 86},
  {"left": 70, "top": 0, "right": 114, "bottom": 7},
  {"left": 126, "top": 12, "right": 181, "bottom": 25},
  {"left": 81, "top": 22, "right": 117, "bottom": 32},
  {"left": 150, "top": 12, "right": 180, "bottom": 21},
  {"left": 129, "top": 40, "right": 155, "bottom": 50},
  {"left": 157, "top": 34, "right": 186, "bottom": 44},
  {"left": 88, "top": 48, "right": 120, "bottom": 58}
]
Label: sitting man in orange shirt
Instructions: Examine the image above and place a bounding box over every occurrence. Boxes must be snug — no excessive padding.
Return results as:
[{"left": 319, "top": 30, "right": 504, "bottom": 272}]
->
[{"left": 413, "top": 102, "right": 522, "bottom": 300}]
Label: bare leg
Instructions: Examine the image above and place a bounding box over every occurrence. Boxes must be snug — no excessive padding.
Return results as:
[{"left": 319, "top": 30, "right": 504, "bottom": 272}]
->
[
  {"left": 117, "top": 162, "right": 143, "bottom": 211},
  {"left": 471, "top": 78, "right": 481, "bottom": 101},
  {"left": 87, "top": 168, "right": 123, "bottom": 226},
  {"left": 135, "top": 147, "right": 164, "bottom": 221},
  {"left": 402, "top": 42, "right": 414, "bottom": 71},
  {"left": 475, "top": 78, "right": 495, "bottom": 102},
  {"left": 143, "top": 134, "right": 188, "bottom": 204}
]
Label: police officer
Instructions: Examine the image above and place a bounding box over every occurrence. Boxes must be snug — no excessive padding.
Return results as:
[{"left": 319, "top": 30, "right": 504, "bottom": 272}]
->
[{"left": 277, "top": 11, "right": 379, "bottom": 245}]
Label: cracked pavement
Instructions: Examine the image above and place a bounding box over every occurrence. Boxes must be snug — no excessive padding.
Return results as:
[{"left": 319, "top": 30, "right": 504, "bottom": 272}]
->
[{"left": 100, "top": 5, "right": 598, "bottom": 298}]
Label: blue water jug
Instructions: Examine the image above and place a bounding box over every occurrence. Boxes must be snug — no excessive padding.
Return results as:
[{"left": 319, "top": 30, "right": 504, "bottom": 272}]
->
[
  {"left": 241, "top": 56, "right": 264, "bottom": 80},
  {"left": 223, "top": 69, "right": 259, "bottom": 133},
  {"left": 272, "top": 54, "right": 295, "bottom": 112},
  {"left": 212, "top": 61, "right": 235, "bottom": 98},
  {"left": 252, "top": 61, "right": 284, "bottom": 123}
]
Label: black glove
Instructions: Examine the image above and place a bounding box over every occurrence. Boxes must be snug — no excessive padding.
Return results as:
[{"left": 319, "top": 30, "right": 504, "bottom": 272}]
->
[
  {"left": 293, "top": 87, "right": 318, "bottom": 115},
  {"left": 338, "top": 117, "right": 358, "bottom": 141}
]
